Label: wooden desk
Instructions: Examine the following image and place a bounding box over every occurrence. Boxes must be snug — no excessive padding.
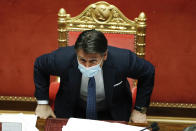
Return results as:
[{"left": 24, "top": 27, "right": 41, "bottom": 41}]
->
[{"left": 36, "top": 118, "right": 194, "bottom": 131}]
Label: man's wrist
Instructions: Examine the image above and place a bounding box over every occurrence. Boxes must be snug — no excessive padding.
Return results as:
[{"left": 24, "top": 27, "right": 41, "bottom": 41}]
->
[{"left": 134, "top": 106, "right": 147, "bottom": 114}]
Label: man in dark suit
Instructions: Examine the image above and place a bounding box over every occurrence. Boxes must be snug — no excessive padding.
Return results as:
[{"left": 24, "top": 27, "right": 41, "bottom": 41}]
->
[{"left": 34, "top": 29, "right": 155, "bottom": 122}]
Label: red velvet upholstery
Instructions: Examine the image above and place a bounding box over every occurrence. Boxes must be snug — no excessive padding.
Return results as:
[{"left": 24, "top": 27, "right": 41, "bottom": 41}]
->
[
  {"left": 131, "top": 87, "right": 137, "bottom": 109},
  {"left": 49, "top": 81, "right": 60, "bottom": 110}
]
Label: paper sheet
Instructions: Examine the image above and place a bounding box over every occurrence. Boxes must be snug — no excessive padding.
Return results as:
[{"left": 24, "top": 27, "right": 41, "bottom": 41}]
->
[
  {"left": 0, "top": 113, "right": 38, "bottom": 131},
  {"left": 62, "top": 118, "right": 148, "bottom": 131},
  {"left": 2, "top": 122, "right": 22, "bottom": 131}
]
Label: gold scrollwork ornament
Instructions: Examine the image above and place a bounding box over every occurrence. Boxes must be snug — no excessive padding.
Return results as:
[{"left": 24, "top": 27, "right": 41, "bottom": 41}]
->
[{"left": 92, "top": 4, "right": 113, "bottom": 23}]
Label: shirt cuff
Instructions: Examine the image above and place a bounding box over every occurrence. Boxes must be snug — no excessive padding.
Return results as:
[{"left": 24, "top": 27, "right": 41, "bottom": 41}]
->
[{"left": 37, "top": 100, "right": 49, "bottom": 104}]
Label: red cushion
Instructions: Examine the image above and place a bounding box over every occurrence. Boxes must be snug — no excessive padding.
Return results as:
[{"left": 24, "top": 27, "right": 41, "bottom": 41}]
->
[
  {"left": 49, "top": 81, "right": 60, "bottom": 110},
  {"left": 131, "top": 87, "right": 137, "bottom": 109}
]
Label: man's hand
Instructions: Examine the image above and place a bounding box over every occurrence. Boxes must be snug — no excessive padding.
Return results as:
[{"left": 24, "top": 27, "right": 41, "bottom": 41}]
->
[
  {"left": 130, "top": 109, "right": 147, "bottom": 123},
  {"left": 35, "top": 104, "right": 56, "bottom": 119}
]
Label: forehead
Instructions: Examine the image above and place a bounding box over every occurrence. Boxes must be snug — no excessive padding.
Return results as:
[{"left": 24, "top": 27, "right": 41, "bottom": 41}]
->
[{"left": 77, "top": 49, "right": 102, "bottom": 59}]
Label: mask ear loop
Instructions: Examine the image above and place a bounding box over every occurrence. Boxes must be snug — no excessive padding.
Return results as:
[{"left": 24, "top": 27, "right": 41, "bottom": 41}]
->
[{"left": 98, "top": 58, "right": 104, "bottom": 69}]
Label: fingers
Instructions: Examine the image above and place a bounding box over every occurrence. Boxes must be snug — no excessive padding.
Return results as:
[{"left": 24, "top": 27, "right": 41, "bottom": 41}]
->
[
  {"left": 131, "top": 118, "right": 147, "bottom": 123},
  {"left": 36, "top": 113, "right": 49, "bottom": 119},
  {"left": 36, "top": 111, "right": 50, "bottom": 119},
  {"left": 130, "top": 109, "right": 147, "bottom": 123},
  {"left": 35, "top": 105, "right": 55, "bottom": 119},
  {"left": 42, "top": 115, "right": 49, "bottom": 119},
  {"left": 50, "top": 111, "right": 56, "bottom": 118}
]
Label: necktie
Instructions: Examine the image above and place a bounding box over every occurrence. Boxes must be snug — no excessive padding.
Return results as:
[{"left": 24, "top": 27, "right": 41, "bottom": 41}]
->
[{"left": 86, "top": 77, "right": 97, "bottom": 119}]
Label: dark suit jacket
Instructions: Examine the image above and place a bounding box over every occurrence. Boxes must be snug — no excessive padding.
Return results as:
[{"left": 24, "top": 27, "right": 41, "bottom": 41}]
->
[{"left": 34, "top": 46, "right": 155, "bottom": 122}]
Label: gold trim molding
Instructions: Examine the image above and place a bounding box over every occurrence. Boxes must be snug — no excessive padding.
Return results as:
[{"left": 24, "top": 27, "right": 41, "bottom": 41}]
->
[
  {"left": 147, "top": 116, "right": 196, "bottom": 124},
  {"left": 150, "top": 102, "right": 196, "bottom": 109},
  {"left": 0, "top": 96, "right": 36, "bottom": 102},
  {"left": 0, "top": 110, "right": 35, "bottom": 114}
]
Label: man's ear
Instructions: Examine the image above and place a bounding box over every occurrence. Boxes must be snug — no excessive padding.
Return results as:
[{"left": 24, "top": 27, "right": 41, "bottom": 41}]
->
[{"left": 103, "top": 50, "right": 108, "bottom": 61}]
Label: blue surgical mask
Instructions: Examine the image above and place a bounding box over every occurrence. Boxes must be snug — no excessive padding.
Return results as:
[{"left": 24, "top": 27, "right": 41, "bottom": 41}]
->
[{"left": 78, "top": 59, "right": 102, "bottom": 78}]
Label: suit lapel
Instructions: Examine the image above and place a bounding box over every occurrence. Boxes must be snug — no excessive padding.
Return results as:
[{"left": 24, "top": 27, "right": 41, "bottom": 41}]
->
[
  {"left": 68, "top": 55, "right": 82, "bottom": 104},
  {"left": 102, "top": 52, "right": 116, "bottom": 106}
]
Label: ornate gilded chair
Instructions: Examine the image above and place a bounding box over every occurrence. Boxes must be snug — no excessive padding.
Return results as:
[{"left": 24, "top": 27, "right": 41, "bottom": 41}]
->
[
  {"left": 49, "top": 1, "right": 146, "bottom": 109},
  {"left": 48, "top": 2, "right": 196, "bottom": 123}
]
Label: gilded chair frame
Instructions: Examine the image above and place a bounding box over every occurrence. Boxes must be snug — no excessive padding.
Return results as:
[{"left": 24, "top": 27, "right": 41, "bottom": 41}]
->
[{"left": 57, "top": 1, "right": 146, "bottom": 58}]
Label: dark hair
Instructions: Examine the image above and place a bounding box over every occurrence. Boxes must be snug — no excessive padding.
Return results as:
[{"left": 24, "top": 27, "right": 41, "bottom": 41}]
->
[{"left": 74, "top": 29, "right": 108, "bottom": 55}]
